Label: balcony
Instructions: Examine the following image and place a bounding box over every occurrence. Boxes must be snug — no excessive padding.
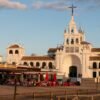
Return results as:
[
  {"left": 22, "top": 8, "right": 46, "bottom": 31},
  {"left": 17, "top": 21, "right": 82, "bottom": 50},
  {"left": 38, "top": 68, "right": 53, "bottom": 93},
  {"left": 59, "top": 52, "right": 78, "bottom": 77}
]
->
[{"left": 89, "top": 66, "right": 100, "bottom": 70}]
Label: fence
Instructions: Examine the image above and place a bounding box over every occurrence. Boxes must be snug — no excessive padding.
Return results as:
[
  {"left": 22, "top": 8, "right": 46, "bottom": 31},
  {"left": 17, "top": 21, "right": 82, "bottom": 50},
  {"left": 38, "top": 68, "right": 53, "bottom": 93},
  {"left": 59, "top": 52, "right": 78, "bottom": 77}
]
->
[
  {"left": 56, "top": 94, "right": 100, "bottom": 100},
  {"left": 0, "top": 89, "right": 100, "bottom": 100}
]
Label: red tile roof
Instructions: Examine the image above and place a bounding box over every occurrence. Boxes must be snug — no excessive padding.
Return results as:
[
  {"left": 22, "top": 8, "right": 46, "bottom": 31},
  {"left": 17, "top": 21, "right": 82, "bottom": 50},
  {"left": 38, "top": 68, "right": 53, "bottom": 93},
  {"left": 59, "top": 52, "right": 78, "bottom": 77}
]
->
[
  {"left": 81, "top": 41, "right": 91, "bottom": 45},
  {"left": 91, "top": 48, "right": 100, "bottom": 52},
  {"left": 90, "top": 56, "right": 100, "bottom": 61},
  {"left": 8, "top": 44, "right": 21, "bottom": 48},
  {"left": 21, "top": 56, "right": 54, "bottom": 61}
]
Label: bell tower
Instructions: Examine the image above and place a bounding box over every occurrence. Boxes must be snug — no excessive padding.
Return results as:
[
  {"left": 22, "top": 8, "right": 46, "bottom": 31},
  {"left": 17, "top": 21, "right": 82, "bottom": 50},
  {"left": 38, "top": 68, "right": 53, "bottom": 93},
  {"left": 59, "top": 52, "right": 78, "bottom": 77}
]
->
[{"left": 63, "top": 5, "right": 84, "bottom": 53}]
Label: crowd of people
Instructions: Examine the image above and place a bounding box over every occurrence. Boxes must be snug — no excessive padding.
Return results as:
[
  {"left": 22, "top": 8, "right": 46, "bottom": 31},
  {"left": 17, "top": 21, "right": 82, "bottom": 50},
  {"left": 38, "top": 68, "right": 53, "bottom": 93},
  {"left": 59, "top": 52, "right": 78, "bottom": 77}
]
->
[{"left": 0, "top": 72, "right": 80, "bottom": 87}]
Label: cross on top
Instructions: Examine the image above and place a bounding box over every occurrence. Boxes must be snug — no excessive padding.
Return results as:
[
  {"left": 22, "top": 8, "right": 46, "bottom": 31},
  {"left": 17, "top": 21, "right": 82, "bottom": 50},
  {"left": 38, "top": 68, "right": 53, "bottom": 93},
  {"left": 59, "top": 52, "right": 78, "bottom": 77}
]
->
[{"left": 69, "top": 5, "right": 77, "bottom": 16}]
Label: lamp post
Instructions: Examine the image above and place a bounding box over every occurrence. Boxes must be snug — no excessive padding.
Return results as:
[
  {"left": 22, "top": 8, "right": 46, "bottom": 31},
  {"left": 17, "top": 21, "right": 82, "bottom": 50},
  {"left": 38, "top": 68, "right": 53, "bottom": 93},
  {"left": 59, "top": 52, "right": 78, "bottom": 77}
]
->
[{"left": 13, "top": 74, "right": 17, "bottom": 100}]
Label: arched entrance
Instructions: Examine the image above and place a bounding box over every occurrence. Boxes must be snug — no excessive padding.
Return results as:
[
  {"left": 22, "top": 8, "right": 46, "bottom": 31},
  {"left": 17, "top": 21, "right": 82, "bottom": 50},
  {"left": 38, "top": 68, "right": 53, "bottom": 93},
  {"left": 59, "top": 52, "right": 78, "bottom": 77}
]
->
[
  {"left": 61, "top": 54, "right": 81, "bottom": 78},
  {"left": 69, "top": 66, "right": 77, "bottom": 77}
]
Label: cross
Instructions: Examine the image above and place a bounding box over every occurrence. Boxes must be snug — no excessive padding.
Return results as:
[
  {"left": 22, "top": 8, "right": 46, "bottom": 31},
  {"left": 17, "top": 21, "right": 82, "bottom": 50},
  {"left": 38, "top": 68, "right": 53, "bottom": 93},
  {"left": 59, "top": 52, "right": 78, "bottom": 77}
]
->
[{"left": 69, "top": 5, "right": 77, "bottom": 16}]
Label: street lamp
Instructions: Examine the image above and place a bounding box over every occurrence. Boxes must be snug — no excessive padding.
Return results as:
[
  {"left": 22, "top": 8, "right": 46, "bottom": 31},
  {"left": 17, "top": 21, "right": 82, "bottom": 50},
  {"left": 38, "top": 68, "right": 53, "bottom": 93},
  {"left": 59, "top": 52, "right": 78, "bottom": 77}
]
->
[{"left": 13, "top": 74, "right": 17, "bottom": 100}]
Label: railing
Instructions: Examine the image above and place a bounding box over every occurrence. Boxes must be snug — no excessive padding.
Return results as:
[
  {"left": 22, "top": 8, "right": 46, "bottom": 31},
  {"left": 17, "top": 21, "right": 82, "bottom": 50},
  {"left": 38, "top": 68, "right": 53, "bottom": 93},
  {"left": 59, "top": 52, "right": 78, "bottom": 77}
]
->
[
  {"left": 56, "top": 94, "right": 100, "bottom": 100},
  {"left": 0, "top": 90, "right": 100, "bottom": 100}
]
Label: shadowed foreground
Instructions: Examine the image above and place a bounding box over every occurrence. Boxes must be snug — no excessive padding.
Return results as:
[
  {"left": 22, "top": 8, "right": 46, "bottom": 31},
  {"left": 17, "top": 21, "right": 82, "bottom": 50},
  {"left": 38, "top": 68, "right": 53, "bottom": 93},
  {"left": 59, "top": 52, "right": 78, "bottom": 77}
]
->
[{"left": 0, "top": 85, "right": 100, "bottom": 100}]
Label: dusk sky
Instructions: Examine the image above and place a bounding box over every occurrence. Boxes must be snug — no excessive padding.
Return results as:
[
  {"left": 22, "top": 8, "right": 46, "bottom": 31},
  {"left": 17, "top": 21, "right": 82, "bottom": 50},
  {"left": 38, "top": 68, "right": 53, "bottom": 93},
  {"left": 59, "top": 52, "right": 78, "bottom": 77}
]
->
[{"left": 0, "top": 0, "right": 100, "bottom": 58}]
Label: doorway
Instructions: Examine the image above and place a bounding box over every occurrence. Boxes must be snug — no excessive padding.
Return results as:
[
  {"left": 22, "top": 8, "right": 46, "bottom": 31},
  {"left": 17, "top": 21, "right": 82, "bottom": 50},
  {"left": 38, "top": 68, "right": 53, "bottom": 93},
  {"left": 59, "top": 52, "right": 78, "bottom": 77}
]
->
[{"left": 69, "top": 66, "right": 77, "bottom": 77}]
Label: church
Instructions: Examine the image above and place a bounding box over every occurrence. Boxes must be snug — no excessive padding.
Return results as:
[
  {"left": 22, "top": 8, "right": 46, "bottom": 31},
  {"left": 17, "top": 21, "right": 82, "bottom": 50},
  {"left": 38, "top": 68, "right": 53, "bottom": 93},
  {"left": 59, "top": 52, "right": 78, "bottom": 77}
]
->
[{"left": 6, "top": 6, "right": 100, "bottom": 79}]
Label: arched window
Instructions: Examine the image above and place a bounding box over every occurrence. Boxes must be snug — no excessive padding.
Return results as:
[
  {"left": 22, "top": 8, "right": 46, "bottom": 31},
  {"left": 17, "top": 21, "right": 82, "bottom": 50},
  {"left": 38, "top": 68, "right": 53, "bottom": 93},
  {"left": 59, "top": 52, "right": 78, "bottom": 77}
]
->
[
  {"left": 93, "top": 72, "right": 96, "bottom": 78},
  {"left": 15, "top": 50, "right": 19, "bottom": 54},
  {"left": 99, "top": 63, "right": 100, "bottom": 69},
  {"left": 30, "top": 62, "right": 34, "bottom": 67},
  {"left": 76, "top": 38, "right": 79, "bottom": 44},
  {"left": 23, "top": 62, "right": 28, "bottom": 66},
  {"left": 9, "top": 50, "right": 13, "bottom": 54},
  {"left": 48, "top": 62, "right": 53, "bottom": 69},
  {"left": 36, "top": 62, "right": 40, "bottom": 67},
  {"left": 71, "top": 29, "right": 74, "bottom": 33},
  {"left": 42, "top": 62, "right": 46, "bottom": 68},
  {"left": 71, "top": 39, "right": 74, "bottom": 44},
  {"left": 66, "top": 39, "right": 69, "bottom": 44},
  {"left": 93, "top": 62, "right": 97, "bottom": 69}
]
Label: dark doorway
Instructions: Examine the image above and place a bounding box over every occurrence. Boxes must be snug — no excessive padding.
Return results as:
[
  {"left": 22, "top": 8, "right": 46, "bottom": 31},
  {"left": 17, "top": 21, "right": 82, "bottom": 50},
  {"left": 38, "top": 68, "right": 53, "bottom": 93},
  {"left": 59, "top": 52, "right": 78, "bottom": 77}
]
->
[
  {"left": 93, "top": 72, "right": 96, "bottom": 78},
  {"left": 69, "top": 66, "right": 77, "bottom": 77}
]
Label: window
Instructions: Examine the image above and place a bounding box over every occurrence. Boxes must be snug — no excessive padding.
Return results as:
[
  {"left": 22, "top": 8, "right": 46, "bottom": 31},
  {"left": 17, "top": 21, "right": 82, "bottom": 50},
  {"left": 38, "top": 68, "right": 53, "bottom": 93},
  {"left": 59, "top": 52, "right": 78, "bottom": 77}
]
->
[
  {"left": 70, "top": 47, "right": 74, "bottom": 52},
  {"left": 9, "top": 50, "right": 13, "bottom": 54},
  {"left": 75, "top": 47, "right": 79, "bottom": 52},
  {"left": 15, "top": 50, "right": 19, "bottom": 54},
  {"left": 93, "top": 72, "right": 96, "bottom": 78},
  {"left": 93, "top": 62, "right": 97, "bottom": 69},
  {"left": 71, "top": 39, "right": 74, "bottom": 44},
  {"left": 48, "top": 62, "right": 53, "bottom": 69},
  {"left": 36, "top": 62, "right": 40, "bottom": 67},
  {"left": 42, "top": 62, "right": 46, "bottom": 68},
  {"left": 23, "top": 62, "right": 28, "bottom": 66},
  {"left": 66, "top": 47, "right": 69, "bottom": 52},
  {"left": 12, "top": 62, "right": 16, "bottom": 65},
  {"left": 30, "top": 62, "right": 34, "bottom": 67},
  {"left": 99, "top": 63, "right": 100, "bottom": 68},
  {"left": 76, "top": 38, "right": 79, "bottom": 44},
  {"left": 71, "top": 29, "right": 74, "bottom": 33},
  {"left": 66, "top": 39, "right": 69, "bottom": 44}
]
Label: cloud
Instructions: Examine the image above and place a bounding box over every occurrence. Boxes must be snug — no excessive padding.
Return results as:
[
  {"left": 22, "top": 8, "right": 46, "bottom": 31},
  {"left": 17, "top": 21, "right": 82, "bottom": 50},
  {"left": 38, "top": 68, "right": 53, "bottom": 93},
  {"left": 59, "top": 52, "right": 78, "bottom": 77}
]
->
[
  {"left": 32, "top": 1, "right": 69, "bottom": 11},
  {"left": 32, "top": 0, "right": 100, "bottom": 11},
  {"left": 0, "top": 0, "right": 27, "bottom": 10}
]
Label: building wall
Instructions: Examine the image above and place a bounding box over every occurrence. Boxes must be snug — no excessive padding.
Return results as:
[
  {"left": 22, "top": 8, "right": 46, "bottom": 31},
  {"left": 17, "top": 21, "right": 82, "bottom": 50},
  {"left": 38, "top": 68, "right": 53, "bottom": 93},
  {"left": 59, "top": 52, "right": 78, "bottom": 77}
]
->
[
  {"left": 55, "top": 15, "right": 93, "bottom": 78},
  {"left": 5, "top": 14, "right": 100, "bottom": 79},
  {"left": 20, "top": 60, "right": 55, "bottom": 69}
]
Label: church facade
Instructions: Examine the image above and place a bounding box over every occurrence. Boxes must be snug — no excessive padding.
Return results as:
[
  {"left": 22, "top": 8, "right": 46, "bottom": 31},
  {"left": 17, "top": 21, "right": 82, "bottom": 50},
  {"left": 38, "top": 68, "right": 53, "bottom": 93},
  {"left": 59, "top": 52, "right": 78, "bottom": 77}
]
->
[{"left": 6, "top": 8, "right": 100, "bottom": 79}]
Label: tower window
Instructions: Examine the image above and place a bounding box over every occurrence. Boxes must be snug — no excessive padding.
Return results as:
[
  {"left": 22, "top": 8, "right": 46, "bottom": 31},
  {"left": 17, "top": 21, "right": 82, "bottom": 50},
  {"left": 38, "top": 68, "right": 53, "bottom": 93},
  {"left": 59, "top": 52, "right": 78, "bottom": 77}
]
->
[
  {"left": 71, "top": 29, "right": 74, "bottom": 33},
  {"left": 66, "top": 39, "right": 69, "bottom": 44},
  {"left": 9, "top": 50, "right": 13, "bottom": 54},
  {"left": 71, "top": 39, "right": 74, "bottom": 44},
  {"left": 15, "top": 50, "right": 19, "bottom": 54},
  {"left": 70, "top": 47, "right": 74, "bottom": 52},
  {"left": 76, "top": 38, "right": 79, "bottom": 44},
  {"left": 66, "top": 47, "right": 69, "bottom": 52},
  {"left": 75, "top": 47, "right": 79, "bottom": 52}
]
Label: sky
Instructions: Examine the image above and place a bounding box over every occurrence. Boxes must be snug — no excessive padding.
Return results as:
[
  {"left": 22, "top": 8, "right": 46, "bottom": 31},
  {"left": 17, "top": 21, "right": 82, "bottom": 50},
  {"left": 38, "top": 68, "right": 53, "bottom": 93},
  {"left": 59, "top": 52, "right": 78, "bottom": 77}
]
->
[{"left": 0, "top": 0, "right": 100, "bottom": 58}]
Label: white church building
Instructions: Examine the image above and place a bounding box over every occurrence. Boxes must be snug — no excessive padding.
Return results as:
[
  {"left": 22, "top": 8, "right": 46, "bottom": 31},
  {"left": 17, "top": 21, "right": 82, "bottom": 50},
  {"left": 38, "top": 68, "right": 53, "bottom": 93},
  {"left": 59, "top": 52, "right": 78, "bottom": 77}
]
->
[{"left": 6, "top": 6, "right": 100, "bottom": 79}]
